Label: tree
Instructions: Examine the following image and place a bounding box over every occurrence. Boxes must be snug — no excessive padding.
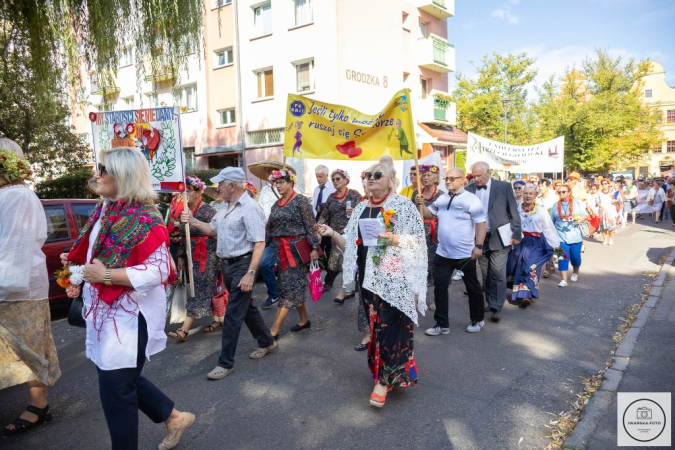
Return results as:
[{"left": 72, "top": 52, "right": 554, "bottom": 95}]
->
[
  {"left": 451, "top": 52, "right": 538, "bottom": 144},
  {"left": 534, "top": 49, "right": 662, "bottom": 172}
]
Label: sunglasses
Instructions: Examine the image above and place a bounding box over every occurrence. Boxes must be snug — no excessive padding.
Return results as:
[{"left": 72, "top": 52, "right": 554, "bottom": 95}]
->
[
  {"left": 273, "top": 179, "right": 288, "bottom": 186},
  {"left": 331, "top": 177, "right": 343, "bottom": 183},
  {"left": 97, "top": 164, "right": 108, "bottom": 175},
  {"left": 363, "top": 171, "right": 384, "bottom": 180},
  {"left": 601, "top": 182, "right": 609, "bottom": 185},
  {"left": 445, "top": 176, "right": 463, "bottom": 182},
  {"left": 559, "top": 190, "right": 569, "bottom": 194},
  {"left": 513, "top": 187, "right": 522, "bottom": 190}
]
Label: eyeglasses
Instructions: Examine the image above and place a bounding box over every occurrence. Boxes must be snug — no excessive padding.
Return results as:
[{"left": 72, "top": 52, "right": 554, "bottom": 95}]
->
[
  {"left": 97, "top": 164, "right": 108, "bottom": 176},
  {"left": 601, "top": 182, "right": 609, "bottom": 185},
  {"left": 559, "top": 190, "right": 569, "bottom": 194},
  {"left": 444, "top": 176, "right": 463, "bottom": 182},
  {"left": 331, "top": 177, "right": 343, "bottom": 183},
  {"left": 273, "top": 179, "right": 288, "bottom": 186},
  {"left": 363, "top": 171, "right": 384, "bottom": 180}
]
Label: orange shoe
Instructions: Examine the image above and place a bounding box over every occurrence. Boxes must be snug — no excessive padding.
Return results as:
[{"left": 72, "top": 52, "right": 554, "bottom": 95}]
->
[{"left": 369, "top": 392, "right": 386, "bottom": 408}]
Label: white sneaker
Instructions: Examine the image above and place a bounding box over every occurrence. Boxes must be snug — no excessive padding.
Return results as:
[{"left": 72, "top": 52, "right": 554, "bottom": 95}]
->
[
  {"left": 466, "top": 321, "right": 484, "bottom": 333},
  {"left": 425, "top": 325, "right": 450, "bottom": 336},
  {"left": 558, "top": 280, "right": 568, "bottom": 287},
  {"left": 570, "top": 274, "right": 578, "bottom": 282},
  {"left": 452, "top": 271, "right": 463, "bottom": 281}
]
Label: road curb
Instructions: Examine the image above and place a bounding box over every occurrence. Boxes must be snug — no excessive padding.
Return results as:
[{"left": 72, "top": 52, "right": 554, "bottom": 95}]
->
[{"left": 562, "top": 246, "right": 675, "bottom": 450}]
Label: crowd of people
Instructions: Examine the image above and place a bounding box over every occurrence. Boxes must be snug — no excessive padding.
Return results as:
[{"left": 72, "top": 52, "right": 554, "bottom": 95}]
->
[{"left": 1, "top": 138, "right": 672, "bottom": 448}]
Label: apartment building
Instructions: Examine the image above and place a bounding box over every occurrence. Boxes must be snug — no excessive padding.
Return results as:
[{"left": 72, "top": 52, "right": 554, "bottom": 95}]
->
[
  {"left": 71, "top": 0, "right": 460, "bottom": 182},
  {"left": 628, "top": 61, "right": 675, "bottom": 179}
]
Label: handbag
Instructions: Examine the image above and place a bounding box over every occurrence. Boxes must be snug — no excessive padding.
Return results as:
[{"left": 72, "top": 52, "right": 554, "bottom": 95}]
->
[
  {"left": 577, "top": 220, "right": 591, "bottom": 238},
  {"left": 308, "top": 260, "right": 325, "bottom": 302},
  {"left": 67, "top": 294, "right": 86, "bottom": 328},
  {"left": 630, "top": 198, "right": 638, "bottom": 208},
  {"left": 211, "top": 273, "right": 229, "bottom": 318},
  {"left": 294, "top": 237, "right": 324, "bottom": 265}
]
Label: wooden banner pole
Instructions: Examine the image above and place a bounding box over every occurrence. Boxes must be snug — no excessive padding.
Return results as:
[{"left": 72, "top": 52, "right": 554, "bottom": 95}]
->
[
  {"left": 183, "top": 191, "right": 195, "bottom": 298},
  {"left": 413, "top": 151, "right": 423, "bottom": 216}
]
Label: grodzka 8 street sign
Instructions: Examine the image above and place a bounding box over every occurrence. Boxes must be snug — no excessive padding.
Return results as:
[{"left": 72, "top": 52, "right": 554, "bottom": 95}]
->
[{"left": 89, "top": 106, "right": 185, "bottom": 192}]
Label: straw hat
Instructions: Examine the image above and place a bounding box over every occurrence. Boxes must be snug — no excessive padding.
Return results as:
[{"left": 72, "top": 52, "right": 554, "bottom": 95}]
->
[
  {"left": 204, "top": 185, "right": 219, "bottom": 199},
  {"left": 247, "top": 155, "right": 296, "bottom": 181},
  {"left": 567, "top": 171, "right": 582, "bottom": 181}
]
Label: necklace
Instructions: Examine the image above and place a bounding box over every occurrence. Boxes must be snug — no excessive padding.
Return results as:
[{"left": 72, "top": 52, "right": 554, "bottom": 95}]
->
[
  {"left": 190, "top": 199, "right": 202, "bottom": 214},
  {"left": 369, "top": 193, "right": 388, "bottom": 206},
  {"left": 557, "top": 199, "right": 573, "bottom": 220},
  {"left": 423, "top": 186, "right": 438, "bottom": 201},
  {"left": 278, "top": 191, "right": 296, "bottom": 208},
  {"left": 334, "top": 189, "right": 347, "bottom": 200},
  {"left": 522, "top": 203, "right": 537, "bottom": 216}
]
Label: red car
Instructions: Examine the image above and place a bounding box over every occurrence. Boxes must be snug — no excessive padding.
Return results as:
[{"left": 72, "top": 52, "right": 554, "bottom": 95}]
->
[{"left": 41, "top": 199, "right": 99, "bottom": 306}]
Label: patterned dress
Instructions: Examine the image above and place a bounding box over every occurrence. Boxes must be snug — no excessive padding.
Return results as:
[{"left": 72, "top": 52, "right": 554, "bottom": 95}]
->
[
  {"left": 318, "top": 189, "right": 362, "bottom": 272},
  {"left": 266, "top": 193, "right": 320, "bottom": 308},
  {"left": 596, "top": 190, "right": 619, "bottom": 231},
  {"left": 178, "top": 201, "right": 219, "bottom": 319},
  {"left": 412, "top": 187, "right": 443, "bottom": 280}
]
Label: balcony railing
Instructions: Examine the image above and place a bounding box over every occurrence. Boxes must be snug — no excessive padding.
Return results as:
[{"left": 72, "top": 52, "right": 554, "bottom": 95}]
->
[
  {"left": 247, "top": 128, "right": 284, "bottom": 148},
  {"left": 417, "top": 35, "right": 455, "bottom": 73},
  {"left": 414, "top": 0, "right": 454, "bottom": 19},
  {"left": 413, "top": 91, "right": 456, "bottom": 126},
  {"left": 433, "top": 0, "right": 446, "bottom": 8},
  {"left": 89, "top": 73, "right": 120, "bottom": 96}
]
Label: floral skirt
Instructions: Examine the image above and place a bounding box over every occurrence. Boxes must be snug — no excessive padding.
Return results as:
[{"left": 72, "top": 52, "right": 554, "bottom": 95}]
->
[
  {"left": 327, "top": 240, "right": 344, "bottom": 273},
  {"left": 506, "top": 235, "right": 553, "bottom": 303},
  {"left": 0, "top": 300, "right": 61, "bottom": 389},
  {"left": 362, "top": 288, "right": 418, "bottom": 387},
  {"left": 599, "top": 208, "right": 619, "bottom": 231},
  {"left": 273, "top": 239, "right": 309, "bottom": 309},
  {"left": 185, "top": 251, "right": 219, "bottom": 319}
]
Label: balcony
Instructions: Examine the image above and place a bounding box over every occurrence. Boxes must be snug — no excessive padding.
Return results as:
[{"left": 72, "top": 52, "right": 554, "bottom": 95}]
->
[
  {"left": 414, "top": 91, "right": 456, "bottom": 126},
  {"left": 413, "top": 0, "right": 454, "bottom": 19},
  {"left": 417, "top": 35, "right": 455, "bottom": 73},
  {"left": 144, "top": 58, "right": 175, "bottom": 82},
  {"left": 89, "top": 73, "right": 120, "bottom": 96}
]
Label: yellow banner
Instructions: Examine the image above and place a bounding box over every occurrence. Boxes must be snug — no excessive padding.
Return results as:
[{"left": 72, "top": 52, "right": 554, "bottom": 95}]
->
[{"left": 283, "top": 89, "right": 416, "bottom": 161}]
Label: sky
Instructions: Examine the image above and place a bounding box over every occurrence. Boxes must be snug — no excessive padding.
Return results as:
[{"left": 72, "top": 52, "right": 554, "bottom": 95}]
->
[{"left": 447, "top": 0, "right": 675, "bottom": 95}]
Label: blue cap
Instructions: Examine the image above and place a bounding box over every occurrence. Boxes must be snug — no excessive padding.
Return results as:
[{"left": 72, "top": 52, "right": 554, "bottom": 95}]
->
[{"left": 211, "top": 167, "right": 245, "bottom": 183}]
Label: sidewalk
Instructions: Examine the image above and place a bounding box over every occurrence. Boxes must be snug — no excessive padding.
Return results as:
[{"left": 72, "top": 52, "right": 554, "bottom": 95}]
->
[{"left": 564, "top": 249, "right": 675, "bottom": 449}]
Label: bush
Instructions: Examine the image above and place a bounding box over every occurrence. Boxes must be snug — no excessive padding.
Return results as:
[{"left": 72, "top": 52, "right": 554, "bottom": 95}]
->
[{"left": 35, "top": 168, "right": 97, "bottom": 199}]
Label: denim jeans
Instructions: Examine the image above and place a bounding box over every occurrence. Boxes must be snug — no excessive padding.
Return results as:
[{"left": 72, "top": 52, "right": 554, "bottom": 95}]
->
[{"left": 259, "top": 244, "right": 279, "bottom": 299}]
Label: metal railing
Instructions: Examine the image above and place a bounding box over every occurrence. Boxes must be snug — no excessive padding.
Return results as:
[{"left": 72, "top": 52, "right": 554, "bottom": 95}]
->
[
  {"left": 432, "top": 38, "right": 448, "bottom": 66},
  {"left": 433, "top": 0, "right": 446, "bottom": 8},
  {"left": 247, "top": 128, "right": 284, "bottom": 147},
  {"left": 434, "top": 96, "right": 449, "bottom": 122}
]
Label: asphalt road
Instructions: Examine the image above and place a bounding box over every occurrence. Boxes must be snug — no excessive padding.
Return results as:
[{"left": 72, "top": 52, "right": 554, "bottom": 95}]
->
[{"left": 1, "top": 219, "right": 673, "bottom": 450}]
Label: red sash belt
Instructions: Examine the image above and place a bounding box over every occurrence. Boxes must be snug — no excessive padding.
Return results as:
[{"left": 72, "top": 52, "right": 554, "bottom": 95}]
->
[
  {"left": 274, "top": 235, "right": 302, "bottom": 270},
  {"left": 191, "top": 236, "right": 209, "bottom": 273},
  {"left": 424, "top": 218, "right": 438, "bottom": 242},
  {"left": 523, "top": 232, "right": 541, "bottom": 238}
]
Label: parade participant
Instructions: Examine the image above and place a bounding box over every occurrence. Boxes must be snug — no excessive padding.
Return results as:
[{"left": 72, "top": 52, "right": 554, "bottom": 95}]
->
[
  {"left": 550, "top": 185, "right": 588, "bottom": 287},
  {"left": 538, "top": 178, "right": 559, "bottom": 210},
  {"left": 413, "top": 164, "right": 444, "bottom": 286},
  {"left": 244, "top": 181, "right": 257, "bottom": 199},
  {"left": 63, "top": 147, "right": 194, "bottom": 449},
  {"left": 466, "top": 162, "right": 522, "bottom": 324},
  {"left": 205, "top": 184, "right": 225, "bottom": 213},
  {"left": 166, "top": 193, "right": 183, "bottom": 258},
  {"left": 183, "top": 167, "right": 276, "bottom": 380},
  {"left": 595, "top": 179, "right": 619, "bottom": 244},
  {"left": 399, "top": 165, "right": 419, "bottom": 199},
  {"left": 319, "top": 162, "right": 427, "bottom": 408},
  {"left": 1, "top": 139, "right": 61, "bottom": 437},
  {"left": 248, "top": 156, "right": 298, "bottom": 309},
  {"left": 418, "top": 168, "right": 487, "bottom": 334},
  {"left": 666, "top": 177, "right": 675, "bottom": 227},
  {"left": 169, "top": 176, "right": 219, "bottom": 340},
  {"left": 612, "top": 180, "right": 625, "bottom": 227},
  {"left": 566, "top": 171, "right": 590, "bottom": 204},
  {"left": 506, "top": 184, "right": 560, "bottom": 308},
  {"left": 318, "top": 169, "right": 362, "bottom": 304},
  {"left": 648, "top": 178, "right": 666, "bottom": 223},
  {"left": 512, "top": 180, "right": 525, "bottom": 204},
  {"left": 266, "top": 169, "right": 320, "bottom": 339},
  {"left": 622, "top": 178, "right": 638, "bottom": 225},
  {"left": 312, "top": 164, "right": 335, "bottom": 221}
]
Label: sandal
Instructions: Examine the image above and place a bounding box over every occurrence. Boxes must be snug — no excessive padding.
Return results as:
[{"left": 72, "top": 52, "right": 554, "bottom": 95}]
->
[
  {"left": 203, "top": 322, "right": 223, "bottom": 333},
  {"left": 3, "top": 405, "right": 53, "bottom": 436},
  {"left": 168, "top": 329, "right": 188, "bottom": 342},
  {"left": 369, "top": 392, "right": 387, "bottom": 408},
  {"left": 542, "top": 269, "right": 550, "bottom": 278}
]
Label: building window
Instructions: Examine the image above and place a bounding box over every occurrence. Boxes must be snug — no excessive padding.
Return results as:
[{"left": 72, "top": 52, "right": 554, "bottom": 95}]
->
[
  {"left": 96, "top": 103, "right": 113, "bottom": 112},
  {"left": 402, "top": 12, "right": 410, "bottom": 30},
  {"left": 253, "top": 2, "right": 272, "bottom": 36},
  {"left": 119, "top": 47, "right": 133, "bottom": 67},
  {"left": 668, "top": 141, "right": 675, "bottom": 153},
  {"left": 247, "top": 128, "right": 284, "bottom": 147},
  {"left": 183, "top": 147, "right": 196, "bottom": 171},
  {"left": 178, "top": 84, "right": 198, "bottom": 112},
  {"left": 214, "top": 47, "right": 233, "bottom": 68},
  {"left": 667, "top": 110, "right": 675, "bottom": 123},
  {"left": 256, "top": 69, "right": 274, "bottom": 99},
  {"left": 122, "top": 96, "right": 135, "bottom": 109},
  {"left": 295, "top": 0, "right": 312, "bottom": 26},
  {"left": 213, "top": 0, "right": 231, "bottom": 8},
  {"left": 420, "top": 78, "right": 428, "bottom": 99},
  {"left": 645, "top": 89, "right": 652, "bottom": 98},
  {"left": 218, "top": 108, "right": 236, "bottom": 126},
  {"left": 294, "top": 59, "right": 314, "bottom": 93},
  {"left": 145, "top": 93, "right": 159, "bottom": 108},
  {"left": 419, "top": 20, "right": 427, "bottom": 38}
]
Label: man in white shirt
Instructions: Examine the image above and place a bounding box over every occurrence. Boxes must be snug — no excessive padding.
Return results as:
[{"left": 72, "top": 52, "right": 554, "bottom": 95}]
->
[
  {"left": 538, "top": 178, "right": 559, "bottom": 211},
  {"left": 419, "top": 168, "right": 488, "bottom": 334},
  {"left": 312, "top": 165, "right": 336, "bottom": 279}
]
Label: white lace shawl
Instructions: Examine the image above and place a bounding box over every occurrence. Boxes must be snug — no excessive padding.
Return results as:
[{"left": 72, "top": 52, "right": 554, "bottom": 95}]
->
[{"left": 343, "top": 194, "right": 428, "bottom": 325}]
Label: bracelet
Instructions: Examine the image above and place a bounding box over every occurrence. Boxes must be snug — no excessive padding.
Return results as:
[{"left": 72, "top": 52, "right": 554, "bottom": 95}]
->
[
  {"left": 331, "top": 229, "right": 335, "bottom": 237},
  {"left": 103, "top": 268, "right": 113, "bottom": 286}
]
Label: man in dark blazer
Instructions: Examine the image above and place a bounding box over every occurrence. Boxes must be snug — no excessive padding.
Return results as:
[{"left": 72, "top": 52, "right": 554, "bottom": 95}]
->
[{"left": 465, "top": 162, "right": 522, "bottom": 323}]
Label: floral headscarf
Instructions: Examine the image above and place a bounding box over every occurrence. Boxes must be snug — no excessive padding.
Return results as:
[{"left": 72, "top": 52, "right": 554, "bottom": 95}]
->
[
  {"left": 268, "top": 170, "right": 296, "bottom": 182},
  {"left": 330, "top": 168, "right": 350, "bottom": 185},
  {"left": 186, "top": 175, "right": 205, "bottom": 190},
  {"left": 244, "top": 180, "right": 257, "bottom": 196}
]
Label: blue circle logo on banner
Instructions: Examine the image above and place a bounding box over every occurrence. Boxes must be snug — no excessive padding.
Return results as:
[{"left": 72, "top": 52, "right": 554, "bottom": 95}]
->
[{"left": 289, "top": 101, "right": 306, "bottom": 117}]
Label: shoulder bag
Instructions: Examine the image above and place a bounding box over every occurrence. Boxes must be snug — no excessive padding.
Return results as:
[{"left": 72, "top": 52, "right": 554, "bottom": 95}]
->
[{"left": 67, "top": 293, "right": 86, "bottom": 328}]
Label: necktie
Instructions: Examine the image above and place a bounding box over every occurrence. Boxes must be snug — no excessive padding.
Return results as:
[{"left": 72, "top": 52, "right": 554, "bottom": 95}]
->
[
  {"left": 477, "top": 185, "right": 487, "bottom": 190},
  {"left": 315, "top": 185, "right": 325, "bottom": 221}
]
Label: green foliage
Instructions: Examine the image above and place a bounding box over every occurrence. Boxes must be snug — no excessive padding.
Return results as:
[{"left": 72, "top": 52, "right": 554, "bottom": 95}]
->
[
  {"left": 35, "top": 167, "right": 97, "bottom": 199},
  {"left": 451, "top": 52, "right": 537, "bottom": 144}
]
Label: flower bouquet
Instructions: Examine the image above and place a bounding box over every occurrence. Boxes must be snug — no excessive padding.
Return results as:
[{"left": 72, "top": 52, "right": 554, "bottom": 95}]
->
[
  {"left": 373, "top": 208, "right": 396, "bottom": 266},
  {"left": 552, "top": 247, "right": 567, "bottom": 263},
  {"left": 54, "top": 265, "right": 85, "bottom": 298}
]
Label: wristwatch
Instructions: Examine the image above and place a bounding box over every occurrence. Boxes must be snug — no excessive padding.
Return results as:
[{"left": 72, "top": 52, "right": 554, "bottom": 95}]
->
[
  {"left": 475, "top": 244, "right": 484, "bottom": 250},
  {"left": 247, "top": 269, "right": 256, "bottom": 276}
]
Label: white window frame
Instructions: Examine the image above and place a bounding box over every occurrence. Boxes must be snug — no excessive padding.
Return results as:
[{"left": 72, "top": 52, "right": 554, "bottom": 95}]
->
[
  {"left": 217, "top": 108, "right": 236, "bottom": 127},
  {"left": 178, "top": 84, "right": 198, "bottom": 113},
  {"left": 213, "top": 47, "right": 234, "bottom": 69},
  {"left": 419, "top": 20, "right": 428, "bottom": 38},
  {"left": 122, "top": 96, "right": 135, "bottom": 109},
  {"left": 645, "top": 89, "right": 652, "bottom": 98},
  {"left": 293, "top": 58, "right": 314, "bottom": 94},
  {"left": 420, "top": 78, "right": 428, "bottom": 99},
  {"left": 96, "top": 103, "right": 113, "bottom": 112},
  {"left": 254, "top": 68, "right": 274, "bottom": 100},
  {"left": 294, "top": 0, "right": 313, "bottom": 27},
  {"left": 212, "top": 0, "right": 231, "bottom": 9},
  {"left": 253, "top": 2, "right": 272, "bottom": 37},
  {"left": 145, "top": 93, "right": 159, "bottom": 108},
  {"left": 119, "top": 47, "right": 133, "bottom": 68}
]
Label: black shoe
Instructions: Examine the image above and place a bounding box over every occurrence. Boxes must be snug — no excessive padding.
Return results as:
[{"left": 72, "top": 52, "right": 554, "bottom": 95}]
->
[
  {"left": 463, "top": 291, "right": 468, "bottom": 296},
  {"left": 323, "top": 284, "right": 333, "bottom": 292},
  {"left": 334, "top": 297, "right": 345, "bottom": 305},
  {"left": 484, "top": 304, "right": 491, "bottom": 312},
  {"left": 261, "top": 297, "right": 278, "bottom": 310},
  {"left": 491, "top": 311, "right": 501, "bottom": 323},
  {"left": 519, "top": 299, "right": 531, "bottom": 309},
  {"left": 290, "top": 321, "right": 311, "bottom": 332},
  {"left": 354, "top": 343, "right": 368, "bottom": 351},
  {"left": 272, "top": 333, "right": 279, "bottom": 341}
]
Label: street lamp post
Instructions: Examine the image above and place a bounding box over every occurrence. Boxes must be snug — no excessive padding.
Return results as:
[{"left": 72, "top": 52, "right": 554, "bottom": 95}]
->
[{"left": 500, "top": 98, "right": 511, "bottom": 144}]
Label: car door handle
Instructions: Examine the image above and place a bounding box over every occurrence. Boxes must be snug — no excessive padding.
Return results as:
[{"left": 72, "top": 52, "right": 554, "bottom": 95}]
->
[{"left": 63, "top": 247, "right": 71, "bottom": 252}]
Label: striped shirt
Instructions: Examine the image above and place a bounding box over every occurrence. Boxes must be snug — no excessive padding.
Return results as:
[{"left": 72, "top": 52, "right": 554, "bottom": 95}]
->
[{"left": 209, "top": 192, "right": 266, "bottom": 258}]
